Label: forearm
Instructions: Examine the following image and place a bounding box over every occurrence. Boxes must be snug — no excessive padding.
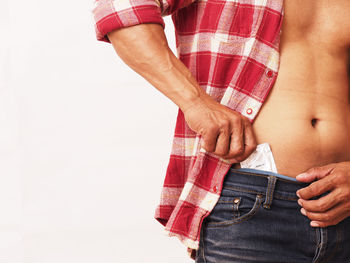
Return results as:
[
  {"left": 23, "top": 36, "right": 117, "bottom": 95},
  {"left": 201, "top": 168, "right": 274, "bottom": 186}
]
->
[
  {"left": 107, "top": 23, "right": 215, "bottom": 113},
  {"left": 106, "top": 23, "right": 258, "bottom": 162}
]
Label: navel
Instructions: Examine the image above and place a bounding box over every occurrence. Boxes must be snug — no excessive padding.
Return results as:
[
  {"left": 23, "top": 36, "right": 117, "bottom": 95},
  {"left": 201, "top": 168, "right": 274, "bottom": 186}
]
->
[{"left": 311, "top": 118, "right": 318, "bottom": 127}]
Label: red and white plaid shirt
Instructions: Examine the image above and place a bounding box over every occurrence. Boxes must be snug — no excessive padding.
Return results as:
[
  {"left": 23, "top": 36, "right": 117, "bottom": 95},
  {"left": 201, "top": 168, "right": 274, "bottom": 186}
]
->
[{"left": 92, "top": 0, "right": 284, "bottom": 259}]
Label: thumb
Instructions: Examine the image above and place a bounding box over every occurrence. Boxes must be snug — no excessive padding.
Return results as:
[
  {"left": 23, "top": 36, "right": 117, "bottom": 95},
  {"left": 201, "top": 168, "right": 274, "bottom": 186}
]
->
[{"left": 296, "top": 163, "right": 336, "bottom": 182}]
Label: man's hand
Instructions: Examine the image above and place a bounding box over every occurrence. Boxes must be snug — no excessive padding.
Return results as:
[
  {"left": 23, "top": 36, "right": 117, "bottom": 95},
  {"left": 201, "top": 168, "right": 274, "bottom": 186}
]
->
[
  {"left": 183, "top": 96, "right": 257, "bottom": 164},
  {"left": 107, "top": 24, "right": 257, "bottom": 164},
  {"left": 296, "top": 161, "right": 350, "bottom": 227}
]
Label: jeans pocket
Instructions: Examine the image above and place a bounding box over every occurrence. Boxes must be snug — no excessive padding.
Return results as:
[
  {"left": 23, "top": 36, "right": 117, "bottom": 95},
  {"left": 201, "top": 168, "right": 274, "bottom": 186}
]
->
[{"left": 205, "top": 189, "right": 264, "bottom": 228}]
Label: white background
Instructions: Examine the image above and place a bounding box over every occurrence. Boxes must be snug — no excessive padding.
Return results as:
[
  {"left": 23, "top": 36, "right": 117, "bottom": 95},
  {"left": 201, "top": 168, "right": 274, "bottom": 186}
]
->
[{"left": 0, "top": 0, "right": 193, "bottom": 262}]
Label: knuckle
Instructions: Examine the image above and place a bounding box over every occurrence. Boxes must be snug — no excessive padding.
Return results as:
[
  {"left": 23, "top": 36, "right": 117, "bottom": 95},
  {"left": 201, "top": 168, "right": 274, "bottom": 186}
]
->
[
  {"left": 314, "top": 203, "right": 322, "bottom": 211},
  {"left": 207, "top": 146, "right": 216, "bottom": 152},
  {"left": 308, "top": 167, "right": 319, "bottom": 175},
  {"left": 334, "top": 172, "right": 346, "bottom": 184},
  {"left": 219, "top": 128, "right": 230, "bottom": 137},
  {"left": 244, "top": 120, "right": 253, "bottom": 128},
  {"left": 205, "top": 146, "right": 215, "bottom": 152},
  {"left": 207, "top": 123, "right": 218, "bottom": 133},
  {"left": 322, "top": 178, "right": 336, "bottom": 190},
  {"left": 330, "top": 174, "right": 339, "bottom": 184},
  {"left": 232, "top": 115, "right": 243, "bottom": 126},
  {"left": 231, "top": 145, "right": 245, "bottom": 156},
  {"left": 339, "top": 188, "right": 350, "bottom": 201},
  {"left": 317, "top": 201, "right": 327, "bottom": 211},
  {"left": 216, "top": 153, "right": 226, "bottom": 157},
  {"left": 219, "top": 119, "right": 230, "bottom": 129},
  {"left": 308, "top": 184, "right": 317, "bottom": 195},
  {"left": 307, "top": 214, "right": 316, "bottom": 221},
  {"left": 215, "top": 147, "right": 229, "bottom": 157},
  {"left": 320, "top": 203, "right": 328, "bottom": 212},
  {"left": 203, "top": 139, "right": 215, "bottom": 152},
  {"left": 298, "top": 189, "right": 307, "bottom": 199},
  {"left": 323, "top": 213, "right": 332, "bottom": 221},
  {"left": 344, "top": 188, "right": 350, "bottom": 198}
]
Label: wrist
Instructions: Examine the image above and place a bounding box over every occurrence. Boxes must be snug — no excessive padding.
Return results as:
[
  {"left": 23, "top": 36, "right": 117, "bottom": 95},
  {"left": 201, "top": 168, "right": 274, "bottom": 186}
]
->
[{"left": 179, "top": 89, "right": 217, "bottom": 114}]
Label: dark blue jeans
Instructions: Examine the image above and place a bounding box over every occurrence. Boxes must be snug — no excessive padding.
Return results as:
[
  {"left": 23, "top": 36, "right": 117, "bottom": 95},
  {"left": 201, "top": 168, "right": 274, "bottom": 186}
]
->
[{"left": 195, "top": 168, "right": 350, "bottom": 263}]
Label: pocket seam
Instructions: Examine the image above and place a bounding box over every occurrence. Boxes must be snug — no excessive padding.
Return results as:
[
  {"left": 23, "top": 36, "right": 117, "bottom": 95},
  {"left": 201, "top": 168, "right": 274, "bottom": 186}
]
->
[{"left": 205, "top": 194, "right": 264, "bottom": 228}]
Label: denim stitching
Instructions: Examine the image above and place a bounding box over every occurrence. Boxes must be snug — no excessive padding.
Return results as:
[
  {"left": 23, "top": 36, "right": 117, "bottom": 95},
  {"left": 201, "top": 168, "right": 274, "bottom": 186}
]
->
[
  {"left": 313, "top": 227, "right": 328, "bottom": 263},
  {"left": 269, "top": 177, "right": 277, "bottom": 202},
  {"left": 319, "top": 224, "right": 342, "bottom": 263},
  {"left": 312, "top": 227, "right": 321, "bottom": 263},
  {"left": 223, "top": 185, "right": 265, "bottom": 195},
  {"left": 222, "top": 185, "right": 298, "bottom": 201},
  {"left": 205, "top": 194, "right": 264, "bottom": 228},
  {"left": 264, "top": 176, "right": 277, "bottom": 209},
  {"left": 263, "top": 176, "right": 272, "bottom": 208},
  {"left": 273, "top": 194, "right": 298, "bottom": 201}
]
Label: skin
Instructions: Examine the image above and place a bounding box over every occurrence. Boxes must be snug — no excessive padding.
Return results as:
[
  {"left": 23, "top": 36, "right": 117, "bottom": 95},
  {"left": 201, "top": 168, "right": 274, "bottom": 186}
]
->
[
  {"left": 252, "top": 0, "right": 350, "bottom": 228},
  {"left": 107, "top": 24, "right": 257, "bottom": 163},
  {"left": 107, "top": 0, "right": 350, "bottom": 228},
  {"left": 296, "top": 162, "right": 350, "bottom": 228}
]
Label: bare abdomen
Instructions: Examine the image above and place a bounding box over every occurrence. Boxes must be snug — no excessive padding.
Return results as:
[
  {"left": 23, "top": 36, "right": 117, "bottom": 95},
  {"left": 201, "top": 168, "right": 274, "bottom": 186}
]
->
[
  {"left": 252, "top": 95, "right": 350, "bottom": 177},
  {"left": 247, "top": 44, "right": 350, "bottom": 178}
]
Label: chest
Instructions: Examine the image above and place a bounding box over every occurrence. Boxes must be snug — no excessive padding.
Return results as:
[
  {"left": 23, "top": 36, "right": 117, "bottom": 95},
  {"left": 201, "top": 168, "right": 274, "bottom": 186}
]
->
[{"left": 282, "top": 0, "right": 350, "bottom": 46}]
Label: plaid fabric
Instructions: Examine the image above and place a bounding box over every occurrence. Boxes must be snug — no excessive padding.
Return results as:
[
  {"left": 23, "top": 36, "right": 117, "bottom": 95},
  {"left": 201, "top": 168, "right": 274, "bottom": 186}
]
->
[{"left": 92, "top": 0, "right": 284, "bottom": 259}]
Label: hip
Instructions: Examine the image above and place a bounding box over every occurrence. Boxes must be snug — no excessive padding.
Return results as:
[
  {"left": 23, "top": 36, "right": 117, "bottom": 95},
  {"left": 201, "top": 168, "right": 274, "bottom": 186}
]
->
[{"left": 195, "top": 168, "right": 350, "bottom": 263}]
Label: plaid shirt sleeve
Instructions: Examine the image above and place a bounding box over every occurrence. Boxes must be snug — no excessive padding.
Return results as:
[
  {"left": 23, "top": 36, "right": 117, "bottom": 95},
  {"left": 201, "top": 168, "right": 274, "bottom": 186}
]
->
[{"left": 92, "top": 0, "right": 195, "bottom": 43}]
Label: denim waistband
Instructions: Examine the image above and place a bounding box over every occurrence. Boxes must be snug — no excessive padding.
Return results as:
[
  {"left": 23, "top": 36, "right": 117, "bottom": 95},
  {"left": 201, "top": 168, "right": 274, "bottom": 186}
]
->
[
  {"left": 234, "top": 168, "right": 299, "bottom": 182},
  {"left": 225, "top": 168, "right": 310, "bottom": 207}
]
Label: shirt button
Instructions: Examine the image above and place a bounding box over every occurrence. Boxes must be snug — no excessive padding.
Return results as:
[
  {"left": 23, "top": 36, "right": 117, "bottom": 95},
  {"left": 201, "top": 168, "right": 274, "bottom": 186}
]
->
[
  {"left": 246, "top": 108, "right": 253, "bottom": 115},
  {"left": 213, "top": 186, "right": 218, "bottom": 193},
  {"left": 266, "top": 70, "right": 273, "bottom": 78}
]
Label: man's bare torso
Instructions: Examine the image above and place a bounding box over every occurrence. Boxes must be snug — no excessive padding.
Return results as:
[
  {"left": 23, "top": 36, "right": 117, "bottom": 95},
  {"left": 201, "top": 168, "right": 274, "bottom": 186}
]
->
[{"left": 233, "top": 0, "right": 350, "bottom": 177}]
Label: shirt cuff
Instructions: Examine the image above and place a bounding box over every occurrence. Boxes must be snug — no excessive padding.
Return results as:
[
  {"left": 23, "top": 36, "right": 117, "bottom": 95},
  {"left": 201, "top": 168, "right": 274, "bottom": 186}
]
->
[{"left": 93, "top": 0, "right": 166, "bottom": 43}]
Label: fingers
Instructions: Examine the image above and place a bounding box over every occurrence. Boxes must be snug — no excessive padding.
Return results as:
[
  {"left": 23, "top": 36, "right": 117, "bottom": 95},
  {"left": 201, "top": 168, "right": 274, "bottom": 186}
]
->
[
  {"left": 296, "top": 164, "right": 336, "bottom": 183},
  {"left": 212, "top": 116, "right": 244, "bottom": 160},
  {"left": 227, "top": 118, "right": 245, "bottom": 157},
  {"left": 239, "top": 119, "right": 258, "bottom": 161},
  {"left": 300, "top": 203, "right": 350, "bottom": 228},
  {"left": 199, "top": 110, "right": 257, "bottom": 163},
  {"left": 297, "top": 177, "right": 334, "bottom": 200},
  {"left": 221, "top": 117, "right": 257, "bottom": 162},
  {"left": 298, "top": 188, "right": 340, "bottom": 212},
  {"left": 297, "top": 170, "right": 346, "bottom": 200},
  {"left": 213, "top": 120, "right": 231, "bottom": 156},
  {"left": 297, "top": 165, "right": 350, "bottom": 227},
  {"left": 201, "top": 125, "right": 220, "bottom": 152}
]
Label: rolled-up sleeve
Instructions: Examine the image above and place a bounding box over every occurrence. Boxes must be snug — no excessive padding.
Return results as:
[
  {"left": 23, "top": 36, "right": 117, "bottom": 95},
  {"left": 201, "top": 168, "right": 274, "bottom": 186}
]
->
[
  {"left": 92, "top": 0, "right": 166, "bottom": 43},
  {"left": 92, "top": 0, "right": 197, "bottom": 43}
]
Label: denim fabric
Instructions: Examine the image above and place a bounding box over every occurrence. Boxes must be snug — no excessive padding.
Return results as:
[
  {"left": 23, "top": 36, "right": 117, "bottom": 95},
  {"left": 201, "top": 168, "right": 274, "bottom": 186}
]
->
[{"left": 195, "top": 168, "right": 350, "bottom": 263}]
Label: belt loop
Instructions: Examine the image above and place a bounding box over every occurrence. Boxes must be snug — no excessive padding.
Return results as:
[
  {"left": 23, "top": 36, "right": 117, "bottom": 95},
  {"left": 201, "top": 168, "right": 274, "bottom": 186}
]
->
[{"left": 263, "top": 175, "right": 277, "bottom": 209}]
